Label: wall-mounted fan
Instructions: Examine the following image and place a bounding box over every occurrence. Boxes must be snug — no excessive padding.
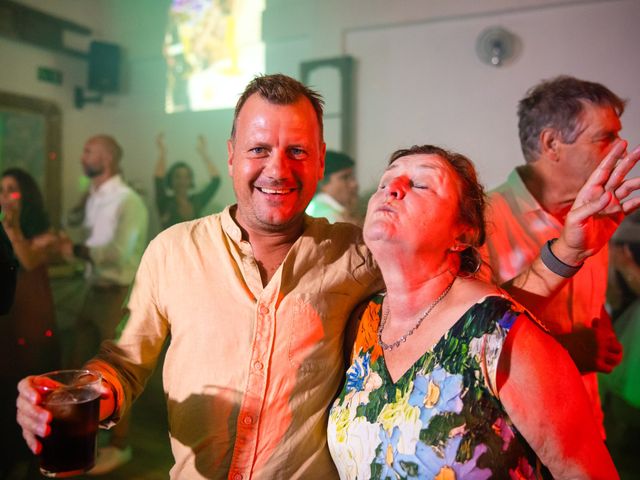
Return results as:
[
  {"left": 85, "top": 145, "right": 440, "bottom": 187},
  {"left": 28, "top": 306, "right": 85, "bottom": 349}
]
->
[{"left": 475, "top": 27, "right": 520, "bottom": 67}]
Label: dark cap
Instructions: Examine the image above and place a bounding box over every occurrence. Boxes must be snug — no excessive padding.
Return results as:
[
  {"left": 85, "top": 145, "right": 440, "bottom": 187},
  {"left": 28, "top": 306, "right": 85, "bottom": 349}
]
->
[{"left": 323, "top": 150, "right": 355, "bottom": 179}]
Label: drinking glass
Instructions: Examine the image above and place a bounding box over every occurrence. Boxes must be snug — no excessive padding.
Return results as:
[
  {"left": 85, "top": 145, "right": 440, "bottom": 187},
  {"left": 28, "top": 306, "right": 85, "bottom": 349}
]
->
[{"left": 33, "top": 369, "right": 102, "bottom": 478}]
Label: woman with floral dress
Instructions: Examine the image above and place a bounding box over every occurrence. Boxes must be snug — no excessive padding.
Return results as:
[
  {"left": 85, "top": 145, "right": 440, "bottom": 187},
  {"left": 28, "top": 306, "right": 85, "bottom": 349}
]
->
[{"left": 327, "top": 145, "right": 617, "bottom": 479}]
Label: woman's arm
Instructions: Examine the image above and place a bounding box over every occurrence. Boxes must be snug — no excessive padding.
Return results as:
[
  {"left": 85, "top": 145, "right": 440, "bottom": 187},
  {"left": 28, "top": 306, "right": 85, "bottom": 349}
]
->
[
  {"left": 6, "top": 230, "right": 61, "bottom": 271},
  {"left": 153, "top": 133, "right": 171, "bottom": 215},
  {"left": 497, "top": 314, "right": 618, "bottom": 479},
  {"left": 191, "top": 135, "right": 221, "bottom": 213},
  {"left": 196, "top": 134, "right": 220, "bottom": 179},
  {"left": 154, "top": 132, "right": 168, "bottom": 178},
  {"left": 2, "top": 202, "right": 59, "bottom": 271}
]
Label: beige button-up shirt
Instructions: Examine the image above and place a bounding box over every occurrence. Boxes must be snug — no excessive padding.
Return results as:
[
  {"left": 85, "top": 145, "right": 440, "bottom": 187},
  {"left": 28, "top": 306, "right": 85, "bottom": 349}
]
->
[
  {"left": 88, "top": 206, "right": 381, "bottom": 479},
  {"left": 479, "top": 168, "right": 607, "bottom": 433}
]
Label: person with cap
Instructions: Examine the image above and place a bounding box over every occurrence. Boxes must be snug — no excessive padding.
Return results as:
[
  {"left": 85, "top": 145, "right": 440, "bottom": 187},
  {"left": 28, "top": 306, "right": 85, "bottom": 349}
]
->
[{"left": 306, "top": 150, "right": 361, "bottom": 224}]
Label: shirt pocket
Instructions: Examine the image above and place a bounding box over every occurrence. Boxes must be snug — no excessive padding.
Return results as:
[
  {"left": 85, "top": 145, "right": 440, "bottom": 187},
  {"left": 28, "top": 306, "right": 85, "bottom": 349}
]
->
[{"left": 287, "top": 292, "right": 352, "bottom": 375}]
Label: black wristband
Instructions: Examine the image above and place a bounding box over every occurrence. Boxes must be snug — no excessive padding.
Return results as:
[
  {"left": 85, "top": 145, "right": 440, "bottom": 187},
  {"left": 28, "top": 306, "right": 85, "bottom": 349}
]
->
[{"left": 540, "top": 238, "right": 582, "bottom": 278}]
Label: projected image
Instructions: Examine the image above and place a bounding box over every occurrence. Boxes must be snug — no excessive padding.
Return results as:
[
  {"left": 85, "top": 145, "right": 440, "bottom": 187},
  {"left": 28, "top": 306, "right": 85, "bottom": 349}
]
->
[{"left": 164, "top": 0, "right": 265, "bottom": 113}]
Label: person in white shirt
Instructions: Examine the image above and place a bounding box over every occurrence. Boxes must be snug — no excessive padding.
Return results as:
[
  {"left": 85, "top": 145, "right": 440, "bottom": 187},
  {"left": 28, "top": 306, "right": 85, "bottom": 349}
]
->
[
  {"left": 61, "top": 134, "right": 148, "bottom": 474},
  {"left": 306, "top": 150, "right": 361, "bottom": 225}
]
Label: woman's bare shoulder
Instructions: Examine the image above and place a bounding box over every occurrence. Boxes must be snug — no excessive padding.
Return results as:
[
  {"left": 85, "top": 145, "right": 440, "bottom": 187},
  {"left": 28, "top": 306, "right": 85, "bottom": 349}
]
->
[{"left": 454, "top": 276, "right": 502, "bottom": 300}]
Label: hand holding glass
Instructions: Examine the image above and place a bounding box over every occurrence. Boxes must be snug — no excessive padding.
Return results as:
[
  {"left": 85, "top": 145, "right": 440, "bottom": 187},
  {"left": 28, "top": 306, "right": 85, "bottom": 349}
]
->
[{"left": 33, "top": 370, "right": 102, "bottom": 478}]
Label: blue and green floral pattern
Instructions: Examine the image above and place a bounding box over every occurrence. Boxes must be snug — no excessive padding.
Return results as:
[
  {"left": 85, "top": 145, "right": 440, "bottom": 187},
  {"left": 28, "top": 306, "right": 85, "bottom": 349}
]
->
[{"left": 328, "top": 295, "right": 551, "bottom": 480}]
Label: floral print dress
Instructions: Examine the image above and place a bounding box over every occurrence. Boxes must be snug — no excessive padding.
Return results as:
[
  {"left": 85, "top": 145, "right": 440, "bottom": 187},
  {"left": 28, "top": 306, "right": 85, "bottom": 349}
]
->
[{"left": 328, "top": 295, "right": 552, "bottom": 480}]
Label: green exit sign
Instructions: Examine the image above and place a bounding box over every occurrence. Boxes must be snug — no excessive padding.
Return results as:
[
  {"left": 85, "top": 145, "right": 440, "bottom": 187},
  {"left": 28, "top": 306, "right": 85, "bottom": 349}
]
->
[{"left": 37, "top": 67, "right": 63, "bottom": 85}]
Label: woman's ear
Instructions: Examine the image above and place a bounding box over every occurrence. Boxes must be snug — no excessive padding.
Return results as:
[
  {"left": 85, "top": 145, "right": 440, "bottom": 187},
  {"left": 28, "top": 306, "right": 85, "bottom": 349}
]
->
[
  {"left": 451, "top": 225, "right": 475, "bottom": 252},
  {"left": 450, "top": 242, "right": 469, "bottom": 252}
]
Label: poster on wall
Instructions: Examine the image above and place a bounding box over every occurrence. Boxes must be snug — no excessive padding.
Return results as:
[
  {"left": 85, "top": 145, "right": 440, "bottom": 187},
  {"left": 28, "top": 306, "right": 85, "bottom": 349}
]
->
[{"left": 164, "top": 0, "right": 265, "bottom": 113}]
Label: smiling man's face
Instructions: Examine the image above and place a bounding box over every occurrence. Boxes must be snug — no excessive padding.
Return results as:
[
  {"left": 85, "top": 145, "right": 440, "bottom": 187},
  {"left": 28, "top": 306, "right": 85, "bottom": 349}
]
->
[{"left": 227, "top": 93, "right": 325, "bottom": 234}]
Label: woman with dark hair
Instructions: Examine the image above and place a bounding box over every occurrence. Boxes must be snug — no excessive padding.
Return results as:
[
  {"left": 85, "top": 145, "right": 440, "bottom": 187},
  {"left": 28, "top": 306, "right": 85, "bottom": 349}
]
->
[
  {"left": 0, "top": 167, "right": 60, "bottom": 369},
  {"left": 328, "top": 146, "right": 617, "bottom": 478},
  {"left": 154, "top": 133, "right": 221, "bottom": 230},
  {"left": 0, "top": 167, "right": 61, "bottom": 477}
]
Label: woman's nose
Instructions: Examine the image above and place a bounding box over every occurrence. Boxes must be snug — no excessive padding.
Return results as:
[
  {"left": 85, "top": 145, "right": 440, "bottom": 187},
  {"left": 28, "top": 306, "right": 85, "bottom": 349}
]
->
[{"left": 386, "top": 177, "right": 407, "bottom": 199}]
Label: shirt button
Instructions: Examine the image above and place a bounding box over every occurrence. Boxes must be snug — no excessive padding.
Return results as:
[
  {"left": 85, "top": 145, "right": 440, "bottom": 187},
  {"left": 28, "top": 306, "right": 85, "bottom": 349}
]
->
[
  {"left": 243, "top": 416, "right": 253, "bottom": 425},
  {"left": 254, "top": 361, "right": 263, "bottom": 371},
  {"left": 233, "top": 474, "right": 242, "bottom": 480},
  {"left": 259, "top": 305, "right": 269, "bottom": 315}
]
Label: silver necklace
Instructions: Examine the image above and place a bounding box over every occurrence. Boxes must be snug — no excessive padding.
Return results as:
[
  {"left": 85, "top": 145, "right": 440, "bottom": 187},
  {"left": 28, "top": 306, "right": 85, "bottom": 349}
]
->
[{"left": 378, "top": 278, "right": 455, "bottom": 351}]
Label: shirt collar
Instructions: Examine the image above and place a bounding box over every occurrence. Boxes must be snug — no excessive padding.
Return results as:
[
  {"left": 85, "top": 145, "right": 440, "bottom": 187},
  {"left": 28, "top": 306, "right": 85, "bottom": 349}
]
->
[
  {"left": 90, "top": 174, "right": 124, "bottom": 195},
  {"left": 220, "top": 204, "right": 320, "bottom": 245},
  {"left": 507, "top": 168, "right": 545, "bottom": 215},
  {"left": 221, "top": 205, "right": 243, "bottom": 243}
]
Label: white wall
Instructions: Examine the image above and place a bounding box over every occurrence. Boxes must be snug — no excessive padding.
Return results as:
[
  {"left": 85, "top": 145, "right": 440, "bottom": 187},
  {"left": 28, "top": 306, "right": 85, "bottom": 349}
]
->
[
  {"left": 264, "top": 0, "right": 640, "bottom": 191},
  {"left": 350, "top": 0, "right": 640, "bottom": 190},
  {"left": 1, "top": 0, "right": 638, "bottom": 233}
]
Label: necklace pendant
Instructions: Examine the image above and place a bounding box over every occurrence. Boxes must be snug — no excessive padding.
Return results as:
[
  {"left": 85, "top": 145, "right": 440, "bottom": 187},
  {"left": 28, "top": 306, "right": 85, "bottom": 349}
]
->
[{"left": 377, "top": 277, "right": 456, "bottom": 351}]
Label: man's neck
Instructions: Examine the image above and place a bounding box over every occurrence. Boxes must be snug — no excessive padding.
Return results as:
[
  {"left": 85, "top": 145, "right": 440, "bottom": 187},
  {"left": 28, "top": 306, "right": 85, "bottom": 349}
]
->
[
  {"left": 233, "top": 210, "right": 305, "bottom": 285},
  {"left": 517, "top": 163, "right": 573, "bottom": 221},
  {"left": 91, "top": 172, "right": 117, "bottom": 191}
]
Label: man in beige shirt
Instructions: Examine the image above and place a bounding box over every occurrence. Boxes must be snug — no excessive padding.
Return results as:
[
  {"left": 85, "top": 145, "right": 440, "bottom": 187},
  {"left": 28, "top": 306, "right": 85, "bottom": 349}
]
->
[
  {"left": 19, "top": 74, "right": 381, "bottom": 479},
  {"left": 16, "top": 74, "right": 640, "bottom": 479}
]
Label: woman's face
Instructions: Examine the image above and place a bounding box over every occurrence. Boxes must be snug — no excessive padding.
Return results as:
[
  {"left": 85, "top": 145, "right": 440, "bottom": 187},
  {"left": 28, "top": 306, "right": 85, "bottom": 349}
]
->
[
  {"left": 0, "top": 175, "right": 21, "bottom": 211},
  {"left": 171, "top": 166, "right": 193, "bottom": 192},
  {"left": 364, "top": 154, "right": 467, "bottom": 255}
]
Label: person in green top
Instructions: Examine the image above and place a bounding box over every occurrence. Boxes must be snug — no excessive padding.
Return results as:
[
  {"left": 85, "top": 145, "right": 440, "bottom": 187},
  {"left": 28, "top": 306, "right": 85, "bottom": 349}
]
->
[{"left": 306, "top": 150, "right": 361, "bottom": 225}]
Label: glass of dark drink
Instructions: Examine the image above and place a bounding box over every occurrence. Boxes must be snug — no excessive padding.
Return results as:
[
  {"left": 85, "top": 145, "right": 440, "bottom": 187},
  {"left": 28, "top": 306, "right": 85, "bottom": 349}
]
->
[{"left": 34, "top": 369, "right": 102, "bottom": 478}]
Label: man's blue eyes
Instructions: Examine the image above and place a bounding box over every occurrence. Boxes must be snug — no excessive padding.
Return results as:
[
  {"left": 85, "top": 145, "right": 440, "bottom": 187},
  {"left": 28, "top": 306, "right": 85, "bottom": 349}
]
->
[{"left": 248, "top": 148, "right": 306, "bottom": 156}]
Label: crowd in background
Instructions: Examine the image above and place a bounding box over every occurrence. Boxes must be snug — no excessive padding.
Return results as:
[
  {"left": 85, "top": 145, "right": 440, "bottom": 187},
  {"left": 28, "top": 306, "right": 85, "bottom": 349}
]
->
[
  {"left": 0, "top": 132, "right": 221, "bottom": 476},
  {"left": 1, "top": 73, "right": 640, "bottom": 478}
]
